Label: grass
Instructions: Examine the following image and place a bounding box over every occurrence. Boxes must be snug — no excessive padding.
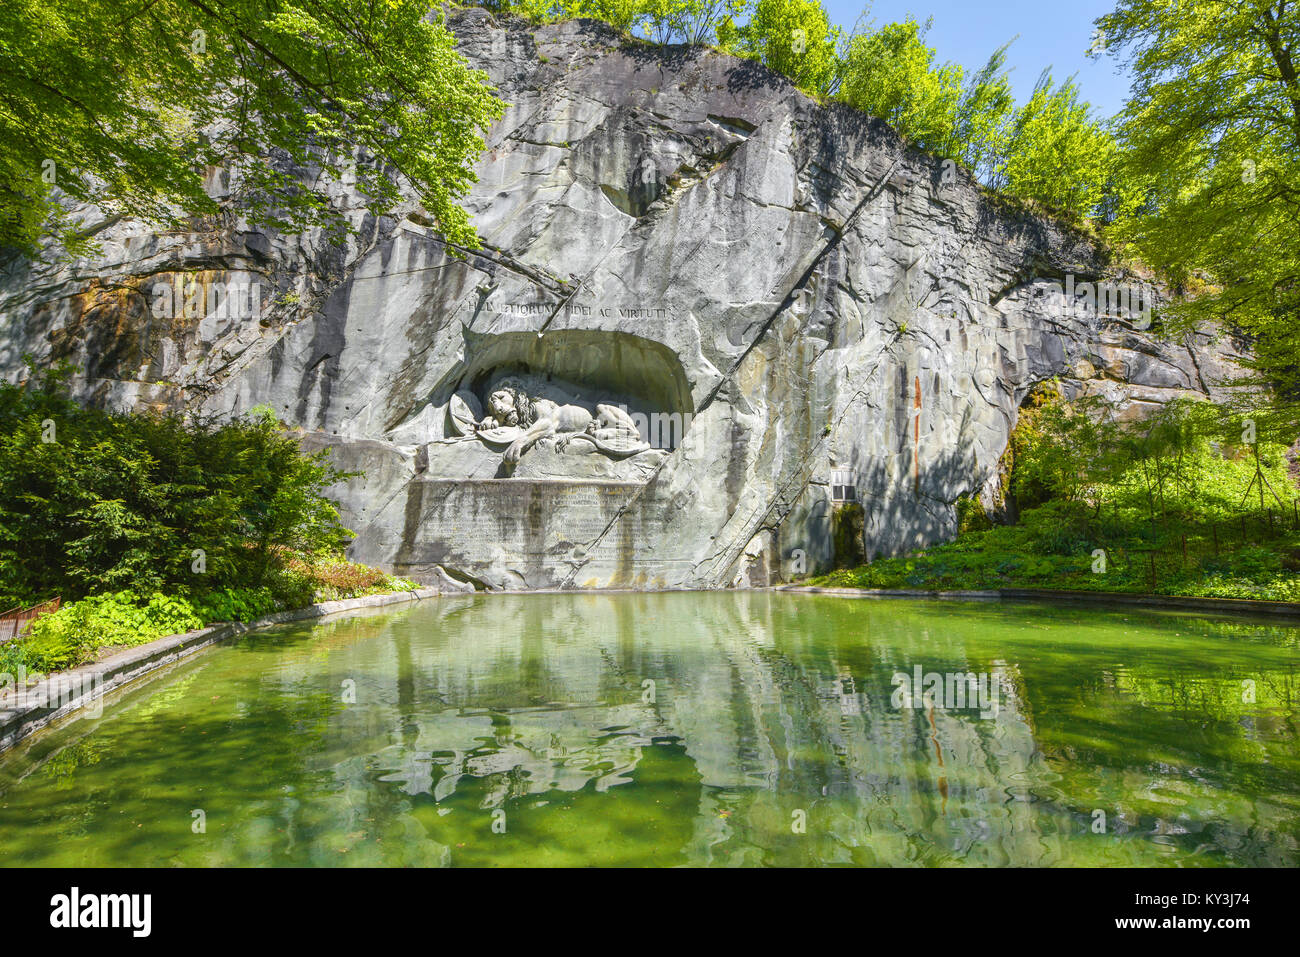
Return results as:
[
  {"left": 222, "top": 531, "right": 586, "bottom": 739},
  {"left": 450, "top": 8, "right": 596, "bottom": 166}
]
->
[
  {"left": 809, "top": 498, "right": 1300, "bottom": 603},
  {"left": 0, "top": 554, "right": 420, "bottom": 678}
]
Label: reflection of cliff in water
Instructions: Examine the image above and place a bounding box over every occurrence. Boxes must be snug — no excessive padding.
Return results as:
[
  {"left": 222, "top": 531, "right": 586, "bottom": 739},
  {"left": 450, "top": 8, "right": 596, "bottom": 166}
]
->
[{"left": 276, "top": 593, "right": 1298, "bottom": 866}]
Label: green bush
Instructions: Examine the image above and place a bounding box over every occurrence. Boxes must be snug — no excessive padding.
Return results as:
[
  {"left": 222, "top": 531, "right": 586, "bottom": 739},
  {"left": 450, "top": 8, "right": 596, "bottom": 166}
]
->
[
  {"left": 812, "top": 396, "right": 1300, "bottom": 602},
  {"left": 191, "top": 587, "right": 278, "bottom": 624},
  {"left": 0, "top": 364, "right": 422, "bottom": 674},
  {"left": 20, "top": 591, "right": 205, "bottom": 671},
  {"left": 955, "top": 494, "right": 992, "bottom": 534},
  {"left": 0, "top": 639, "right": 28, "bottom": 676},
  {"left": 0, "top": 363, "right": 353, "bottom": 608},
  {"left": 12, "top": 563, "right": 415, "bottom": 674}
]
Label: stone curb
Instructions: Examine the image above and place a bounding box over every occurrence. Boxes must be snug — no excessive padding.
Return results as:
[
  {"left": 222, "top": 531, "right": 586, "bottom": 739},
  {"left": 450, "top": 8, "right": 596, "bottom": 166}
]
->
[
  {"left": 778, "top": 585, "right": 1300, "bottom": 618},
  {"left": 0, "top": 587, "right": 443, "bottom": 756}
]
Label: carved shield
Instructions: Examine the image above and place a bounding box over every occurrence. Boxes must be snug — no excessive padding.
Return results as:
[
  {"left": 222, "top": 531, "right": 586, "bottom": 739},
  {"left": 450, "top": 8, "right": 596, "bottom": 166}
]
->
[{"left": 447, "top": 389, "right": 483, "bottom": 437}]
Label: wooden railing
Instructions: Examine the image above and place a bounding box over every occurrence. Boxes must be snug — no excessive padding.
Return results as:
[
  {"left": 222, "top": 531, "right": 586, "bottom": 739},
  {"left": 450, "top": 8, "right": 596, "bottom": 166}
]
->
[{"left": 0, "top": 598, "right": 60, "bottom": 645}]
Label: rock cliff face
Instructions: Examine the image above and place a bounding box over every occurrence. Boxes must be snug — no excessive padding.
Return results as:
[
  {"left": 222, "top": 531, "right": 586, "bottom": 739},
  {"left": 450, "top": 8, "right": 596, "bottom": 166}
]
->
[{"left": 0, "top": 10, "right": 1246, "bottom": 590}]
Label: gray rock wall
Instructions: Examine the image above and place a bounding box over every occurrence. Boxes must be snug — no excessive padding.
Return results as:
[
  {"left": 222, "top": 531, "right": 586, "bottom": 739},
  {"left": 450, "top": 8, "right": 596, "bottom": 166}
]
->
[{"left": 0, "top": 11, "right": 1246, "bottom": 590}]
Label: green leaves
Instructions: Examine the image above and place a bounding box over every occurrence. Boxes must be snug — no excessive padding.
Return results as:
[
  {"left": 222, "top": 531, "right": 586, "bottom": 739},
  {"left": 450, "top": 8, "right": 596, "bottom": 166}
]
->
[
  {"left": 839, "top": 18, "right": 963, "bottom": 147},
  {"left": 20, "top": 591, "right": 207, "bottom": 671},
  {"left": 518, "top": 0, "right": 751, "bottom": 48},
  {"left": 0, "top": 366, "right": 411, "bottom": 671},
  {"left": 0, "top": 364, "right": 353, "bottom": 607},
  {"left": 0, "top": 1, "right": 504, "bottom": 254},
  {"left": 1099, "top": 0, "right": 1300, "bottom": 401},
  {"left": 991, "top": 71, "right": 1121, "bottom": 219},
  {"left": 735, "top": 0, "right": 840, "bottom": 95},
  {"left": 193, "top": 585, "right": 277, "bottom": 623},
  {"left": 835, "top": 19, "right": 1119, "bottom": 221}
]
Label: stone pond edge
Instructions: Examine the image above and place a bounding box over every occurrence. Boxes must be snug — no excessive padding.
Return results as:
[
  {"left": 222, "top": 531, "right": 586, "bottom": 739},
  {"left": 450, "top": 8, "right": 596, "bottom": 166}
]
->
[{"left": 0, "top": 587, "right": 444, "bottom": 756}]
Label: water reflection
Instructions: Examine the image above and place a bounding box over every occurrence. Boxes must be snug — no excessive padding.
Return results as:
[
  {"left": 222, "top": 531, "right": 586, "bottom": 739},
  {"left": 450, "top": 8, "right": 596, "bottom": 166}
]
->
[{"left": 0, "top": 592, "right": 1296, "bottom": 866}]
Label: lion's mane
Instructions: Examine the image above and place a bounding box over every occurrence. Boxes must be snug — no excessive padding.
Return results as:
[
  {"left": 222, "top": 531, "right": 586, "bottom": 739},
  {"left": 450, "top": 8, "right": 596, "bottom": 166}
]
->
[{"left": 491, "top": 377, "right": 536, "bottom": 428}]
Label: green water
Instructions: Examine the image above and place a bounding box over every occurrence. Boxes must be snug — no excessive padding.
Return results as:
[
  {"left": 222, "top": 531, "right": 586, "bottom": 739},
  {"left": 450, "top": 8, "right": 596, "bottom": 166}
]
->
[{"left": 0, "top": 592, "right": 1297, "bottom": 867}]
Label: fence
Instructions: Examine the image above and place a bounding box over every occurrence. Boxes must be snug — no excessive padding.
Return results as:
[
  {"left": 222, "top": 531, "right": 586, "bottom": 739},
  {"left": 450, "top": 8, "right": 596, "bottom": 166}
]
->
[{"left": 0, "top": 598, "right": 60, "bottom": 645}]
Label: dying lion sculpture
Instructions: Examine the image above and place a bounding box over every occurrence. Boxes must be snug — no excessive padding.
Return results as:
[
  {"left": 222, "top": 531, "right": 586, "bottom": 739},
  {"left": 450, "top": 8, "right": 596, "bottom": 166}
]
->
[{"left": 467, "top": 377, "right": 652, "bottom": 467}]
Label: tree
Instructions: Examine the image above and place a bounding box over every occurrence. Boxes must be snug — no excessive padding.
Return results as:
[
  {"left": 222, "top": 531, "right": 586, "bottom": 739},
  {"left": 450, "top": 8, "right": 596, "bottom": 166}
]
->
[
  {"left": 0, "top": 0, "right": 504, "bottom": 255},
  {"left": 506, "top": 0, "right": 747, "bottom": 45},
  {"left": 1008, "top": 383, "right": 1126, "bottom": 509},
  {"left": 736, "top": 0, "right": 840, "bottom": 95},
  {"left": 991, "top": 71, "right": 1121, "bottom": 220},
  {"left": 838, "top": 18, "right": 964, "bottom": 151},
  {"left": 556, "top": 0, "right": 648, "bottom": 32},
  {"left": 640, "top": 0, "right": 751, "bottom": 45},
  {"left": 832, "top": 18, "right": 1117, "bottom": 221},
  {"left": 948, "top": 43, "right": 1017, "bottom": 183},
  {"left": 1098, "top": 0, "right": 1300, "bottom": 400}
]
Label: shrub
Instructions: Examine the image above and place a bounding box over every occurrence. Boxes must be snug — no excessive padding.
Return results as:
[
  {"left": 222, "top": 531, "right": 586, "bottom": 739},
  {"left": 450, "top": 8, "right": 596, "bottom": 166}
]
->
[
  {"left": 20, "top": 591, "right": 205, "bottom": 671},
  {"left": 191, "top": 587, "right": 278, "bottom": 624},
  {"left": 0, "top": 639, "right": 28, "bottom": 676},
  {"left": 810, "top": 394, "right": 1300, "bottom": 602},
  {"left": 0, "top": 365, "right": 420, "bottom": 673},
  {"left": 955, "top": 494, "right": 993, "bottom": 534},
  {"left": 8, "top": 566, "right": 413, "bottom": 673},
  {"left": 0, "top": 363, "right": 354, "bottom": 607}
]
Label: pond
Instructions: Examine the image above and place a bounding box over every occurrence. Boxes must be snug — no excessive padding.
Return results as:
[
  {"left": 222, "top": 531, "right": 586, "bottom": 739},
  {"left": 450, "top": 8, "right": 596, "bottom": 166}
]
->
[{"left": 0, "top": 592, "right": 1297, "bottom": 866}]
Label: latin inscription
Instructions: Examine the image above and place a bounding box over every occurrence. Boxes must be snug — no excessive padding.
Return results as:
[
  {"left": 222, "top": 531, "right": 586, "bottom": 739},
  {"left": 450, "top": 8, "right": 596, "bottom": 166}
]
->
[
  {"left": 424, "top": 481, "right": 644, "bottom": 559},
  {"left": 489, "top": 299, "right": 672, "bottom": 320}
]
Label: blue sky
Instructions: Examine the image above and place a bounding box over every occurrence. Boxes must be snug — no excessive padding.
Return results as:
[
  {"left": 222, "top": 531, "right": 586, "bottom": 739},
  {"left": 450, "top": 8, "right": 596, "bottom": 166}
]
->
[{"left": 822, "top": 0, "right": 1133, "bottom": 119}]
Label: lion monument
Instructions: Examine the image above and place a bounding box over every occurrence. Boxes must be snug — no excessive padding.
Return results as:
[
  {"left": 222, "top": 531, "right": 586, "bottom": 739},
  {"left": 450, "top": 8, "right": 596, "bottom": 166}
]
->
[{"left": 449, "top": 376, "right": 655, "bottom": 468}]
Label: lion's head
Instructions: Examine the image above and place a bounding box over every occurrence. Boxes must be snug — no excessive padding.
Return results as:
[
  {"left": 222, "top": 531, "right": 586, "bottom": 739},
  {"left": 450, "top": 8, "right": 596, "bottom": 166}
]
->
[{"left": 485, "top": 378, "right": 535, "bottom": 428}]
